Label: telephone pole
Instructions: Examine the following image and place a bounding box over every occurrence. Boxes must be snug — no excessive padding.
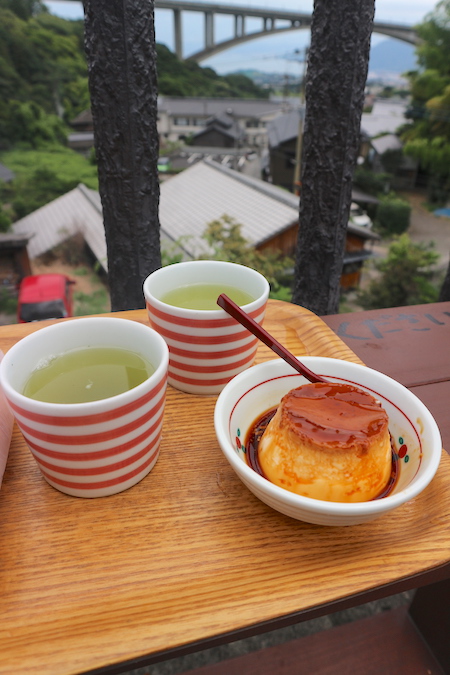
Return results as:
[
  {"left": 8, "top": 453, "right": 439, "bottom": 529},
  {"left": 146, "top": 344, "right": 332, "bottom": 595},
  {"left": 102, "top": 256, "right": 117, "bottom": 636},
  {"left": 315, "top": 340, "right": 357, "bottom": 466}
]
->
[{"left": 293, "top": 48, "right": 308, "bottom": 196}]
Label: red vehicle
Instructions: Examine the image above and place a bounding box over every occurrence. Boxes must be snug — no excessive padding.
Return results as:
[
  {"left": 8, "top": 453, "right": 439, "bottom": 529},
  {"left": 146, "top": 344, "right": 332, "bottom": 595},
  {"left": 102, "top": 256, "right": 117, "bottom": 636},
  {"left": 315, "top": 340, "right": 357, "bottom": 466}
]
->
[{"left": 17, "top": 274, "right": 76, "bottom": 323}]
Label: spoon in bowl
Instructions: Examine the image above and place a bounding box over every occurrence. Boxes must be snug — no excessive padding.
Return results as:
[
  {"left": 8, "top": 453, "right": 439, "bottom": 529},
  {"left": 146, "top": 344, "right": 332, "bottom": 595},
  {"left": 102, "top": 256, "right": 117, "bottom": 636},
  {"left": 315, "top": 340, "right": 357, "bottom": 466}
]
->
[{"left": 217, "top": 294, "right": 328, "bottom": 384}]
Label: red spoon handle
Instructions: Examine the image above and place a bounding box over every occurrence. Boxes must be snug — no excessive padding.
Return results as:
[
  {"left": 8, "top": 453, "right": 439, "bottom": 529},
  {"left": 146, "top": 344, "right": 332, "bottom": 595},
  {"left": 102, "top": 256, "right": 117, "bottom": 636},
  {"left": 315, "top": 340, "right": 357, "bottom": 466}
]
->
[{"left": 217, "top": 294, "right": 327, "bottom": 384}]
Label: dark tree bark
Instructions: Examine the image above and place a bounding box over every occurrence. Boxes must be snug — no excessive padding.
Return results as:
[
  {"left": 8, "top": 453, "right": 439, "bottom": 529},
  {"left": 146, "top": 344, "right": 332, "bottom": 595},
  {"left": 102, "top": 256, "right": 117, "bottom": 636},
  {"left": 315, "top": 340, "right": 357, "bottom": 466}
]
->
[
  {"left": 439, "top": 256, "right": 450, "bottom": 301},
  {"left": 83, "top": 0, "right": 161, "bottom": 311},
  {"left": 292, "top": 0, "right": 375, "bottom": 315}
]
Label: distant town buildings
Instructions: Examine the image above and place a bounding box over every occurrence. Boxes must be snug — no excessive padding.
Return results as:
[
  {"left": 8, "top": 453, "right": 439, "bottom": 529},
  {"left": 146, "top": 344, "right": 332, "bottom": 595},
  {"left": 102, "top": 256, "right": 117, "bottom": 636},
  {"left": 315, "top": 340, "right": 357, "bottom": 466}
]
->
[
  {"left": 69, "top": 97, "right": 293, "bottom": 154},
  {"left": 157, "top": 96, "right": 290, "bottom": 148}
]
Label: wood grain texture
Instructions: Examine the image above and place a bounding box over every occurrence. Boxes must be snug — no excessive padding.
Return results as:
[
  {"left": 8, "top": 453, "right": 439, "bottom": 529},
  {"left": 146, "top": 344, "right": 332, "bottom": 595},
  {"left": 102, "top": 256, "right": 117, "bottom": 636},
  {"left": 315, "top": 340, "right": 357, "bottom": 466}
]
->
[{"left": 1, "top": 301, "right": 449, "bottom": 675}]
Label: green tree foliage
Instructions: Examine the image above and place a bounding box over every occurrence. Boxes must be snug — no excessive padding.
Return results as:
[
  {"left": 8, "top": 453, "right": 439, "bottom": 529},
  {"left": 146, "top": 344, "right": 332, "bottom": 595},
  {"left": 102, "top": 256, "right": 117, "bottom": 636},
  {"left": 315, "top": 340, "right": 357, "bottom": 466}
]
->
[
  {"left": 0, "top": 11, "right": 269, "bottom": 149},
  {"left": 0, "top": 4, "right": 87, "bottom": 148},
  {"left": 0, "top": 206, "right": 11, "bottom": 232},
  {"left": 415, "top": 1, "right": 450, "bottom": 75},
  {"left": 0, "top": 145, "right": 98, "bottom": 219},
  {"left": 201, "top": 215, "right": 293, "bottom": 297},
  {"left": 353, "top": 167, "right": 391, "bottom": 196},
  {"left": 1, "top": 100, "right": 67, "bottom": 148},
  {"left": 375, "top": 194, "right": 411, "bottom": 235},
  {"left": 0, "top": 0, "right": 45, "bottom": 21},
  {"left": 155, "top": 44, "right": 269, "bottom": 99},
  {"left": 402, "top": 1, "right": 450, "bottom": 202},
  {"left": 12, "top": 166, "right": 79, "bottom": 218},
  {"left": 379, "top": 148, "right": 404, "bottom": 174},
  {"left": 358, "top": 234, "right": 439, "bottom": 309}
]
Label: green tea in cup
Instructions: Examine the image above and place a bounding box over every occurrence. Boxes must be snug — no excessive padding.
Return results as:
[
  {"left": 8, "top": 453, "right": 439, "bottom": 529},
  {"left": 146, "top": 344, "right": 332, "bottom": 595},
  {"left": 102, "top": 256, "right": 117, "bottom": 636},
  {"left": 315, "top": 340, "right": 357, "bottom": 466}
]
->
[
  {"left": 160, "top": 283, "right": 254, "bottom": 310},
  {"left": 23, "top": 346, "right": 155, "bottom": 404}
]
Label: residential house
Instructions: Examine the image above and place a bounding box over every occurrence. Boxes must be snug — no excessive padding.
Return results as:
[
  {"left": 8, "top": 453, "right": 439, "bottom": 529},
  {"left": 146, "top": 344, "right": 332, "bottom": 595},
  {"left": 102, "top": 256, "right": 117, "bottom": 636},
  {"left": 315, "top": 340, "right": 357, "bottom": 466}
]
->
[
  {"left": 360, "top": 99, "right": 408, "bottom": 138},
  {"left": 68, "top": 109, "right": 95, "bottom": 154},
  {"left": 68, "top": 97, "right": 291, "bottom": 153},
  {"left": 159, "top": 159, "right": 379, "bottom": 289},
  {"left": 11, "top": 184, "right": 182, "bottom": 275},
  {"left": 369, "top": 133, "right": 418, "bottom": 190},
  {"left": 266, "top": 112, "right": 379, "bottom": 214},
  {"left": 267, "top": 108, "right": 376, "bottom": 195},
  {"left": 12, "top": 160, "right": 378, "bottom": 290},
  {"left": 267, "top": 98, "right": 413, "bottom": 195},
  {"left": 266, "top": 108, "right": 304, "bottom": 191},
  {"left": 190, "top": 111, "right": 245, "bottom": 148},
  {"left": 157, "top": 96, "right": 288, "bottom": 149},
  {"left": 0, "top": 233, "right": 32, "bottom": 288},
  {"left": 70, "top": 109, "right": 95, "bottom": 133}
]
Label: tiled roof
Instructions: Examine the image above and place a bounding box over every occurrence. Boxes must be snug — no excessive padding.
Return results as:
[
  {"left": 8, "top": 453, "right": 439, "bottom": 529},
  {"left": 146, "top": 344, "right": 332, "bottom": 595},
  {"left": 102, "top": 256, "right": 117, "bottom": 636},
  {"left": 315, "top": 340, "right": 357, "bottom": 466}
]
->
[
  {"left": 12, "top": 184, "right": 108, "bottom": 271},
  {"left": 361, "top": 100, "right": 408, "bottom": 138},
  {"left": 158, "top": 96, "right": 286, "bottom": 118},
  {"left": 11, "top": 184, "right": 183, "bottom": 272},
  {"left": 11, "top": 162, "right": 378, "bottom": 272},
  {"left": 192, "top": 114, "right": 245, "bottom": 143},
  {"left": 159, "top": 159, "right": 300, "bottom": 257},
  {"left": 267, "top": 108, "right": 304, "bottom": 147},
  {"left": 371, "top": 133, "right": 403, "bottom": 154},
  {"left": 0, "top": 233, "right": 31, "bottom": 249},
  {"left": 159, "top": 159, "right": 378, "bottom": 258},
  {"left": 351, "top": 187, "right": 379, "bottom": 206},
  {"left": 70, "top": 109, "right": 94, "bottom": 126},
  {"left": 70, "top": 99, "right": 287, "bottom": 130}
]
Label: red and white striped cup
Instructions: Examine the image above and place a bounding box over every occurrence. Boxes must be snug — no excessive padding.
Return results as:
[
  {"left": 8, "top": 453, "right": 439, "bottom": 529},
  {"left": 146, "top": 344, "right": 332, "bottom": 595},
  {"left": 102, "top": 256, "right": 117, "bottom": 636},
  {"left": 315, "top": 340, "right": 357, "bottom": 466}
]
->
[
  {"left": 0, "top": 317, "right": 169, "bottom": 498},
  {"left": 143, "top": 261, "right": 270, "bottom": 395}
]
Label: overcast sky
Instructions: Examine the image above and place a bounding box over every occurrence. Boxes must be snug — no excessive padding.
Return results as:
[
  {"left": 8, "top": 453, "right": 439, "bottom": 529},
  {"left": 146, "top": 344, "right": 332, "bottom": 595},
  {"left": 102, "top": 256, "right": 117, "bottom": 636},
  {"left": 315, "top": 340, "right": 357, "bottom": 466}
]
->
[
  {"left": 44, "top": 1, "right": 437, "bottom": 74},
  {"left": 45, "top": 0, "right": 438, "bottom": 23}
]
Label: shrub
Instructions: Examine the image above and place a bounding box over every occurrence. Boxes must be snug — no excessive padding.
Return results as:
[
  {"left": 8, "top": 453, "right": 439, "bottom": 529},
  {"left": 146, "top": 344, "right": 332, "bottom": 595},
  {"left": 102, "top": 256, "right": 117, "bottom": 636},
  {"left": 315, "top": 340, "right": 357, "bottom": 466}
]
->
[
  {"left": 11, "top": 167, "right": 79, "bottom": 219},
  {"left": 358, "top": 234, "right": 439, "bottom": 309},
  {"left": 200, "top": 214, "right": 294, "bottom": 296},
  {"left": 0, "top": 208, "right": 11, "bottom": 232},
  {"left": 353, "top": 167, "right": 391, "bottom": 196},
  {"left": 0, "top": 288, "right": 17, "bottom": 316},
  {"left": 375, "top": 195, "right": 411, "bottom": 235},
  {"left": 74, "top": 288, "right": 110, "bottom": 316}
]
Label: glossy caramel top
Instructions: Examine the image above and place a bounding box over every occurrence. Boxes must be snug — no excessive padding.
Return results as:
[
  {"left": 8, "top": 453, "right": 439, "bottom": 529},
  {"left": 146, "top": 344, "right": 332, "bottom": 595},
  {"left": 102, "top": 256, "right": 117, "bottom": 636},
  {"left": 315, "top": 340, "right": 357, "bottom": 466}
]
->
[{"left": 280, "top": 383, "right": 389, "bottom": 452}]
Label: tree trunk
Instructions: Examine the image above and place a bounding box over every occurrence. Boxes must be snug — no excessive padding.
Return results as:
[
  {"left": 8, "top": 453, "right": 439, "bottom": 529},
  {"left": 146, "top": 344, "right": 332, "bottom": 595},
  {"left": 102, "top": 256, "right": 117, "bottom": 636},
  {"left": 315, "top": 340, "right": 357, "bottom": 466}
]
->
[
  {"left": 439, "top": 256, "right": 450, "bottom": 301},
  {"left": 83, "top": 0, "right": 161, "bottom": 311},
  {"left": 292, "top": 0, "right": 375, "bottom": 315}
]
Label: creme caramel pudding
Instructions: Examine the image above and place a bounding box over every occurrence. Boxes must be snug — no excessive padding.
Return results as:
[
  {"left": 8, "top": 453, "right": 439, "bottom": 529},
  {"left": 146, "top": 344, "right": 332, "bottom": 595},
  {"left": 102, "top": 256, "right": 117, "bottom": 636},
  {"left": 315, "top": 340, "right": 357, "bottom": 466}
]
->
[{"left": 258, "top": 382, "right": 391, "bottom": 503}]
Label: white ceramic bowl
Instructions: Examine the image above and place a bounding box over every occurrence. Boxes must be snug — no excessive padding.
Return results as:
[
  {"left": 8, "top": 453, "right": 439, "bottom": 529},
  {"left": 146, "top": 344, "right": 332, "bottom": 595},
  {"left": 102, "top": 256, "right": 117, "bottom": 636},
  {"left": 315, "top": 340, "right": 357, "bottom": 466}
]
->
[
  {"left": 143, "top": 260, "right": 270, "bottom": 395},
  {"left": 214, "top": 357, "right": 442, "bottom": 526},
  {"left": 0, "top": 317, "right": 169, "bottom": 498}
]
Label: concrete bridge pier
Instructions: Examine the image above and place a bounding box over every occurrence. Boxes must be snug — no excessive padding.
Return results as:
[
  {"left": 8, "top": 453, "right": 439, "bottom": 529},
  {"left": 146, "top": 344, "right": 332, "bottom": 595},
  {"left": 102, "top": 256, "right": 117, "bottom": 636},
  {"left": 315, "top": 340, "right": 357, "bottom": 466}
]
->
[
  {"left": 234, "top": 14, "right": 245, "bottom": 38},
  {"left": 174, "top": 8, "right": 182, "bottom": 58},
  {"left": 205, "top": 11, "right": 214, "bottom": 48}
]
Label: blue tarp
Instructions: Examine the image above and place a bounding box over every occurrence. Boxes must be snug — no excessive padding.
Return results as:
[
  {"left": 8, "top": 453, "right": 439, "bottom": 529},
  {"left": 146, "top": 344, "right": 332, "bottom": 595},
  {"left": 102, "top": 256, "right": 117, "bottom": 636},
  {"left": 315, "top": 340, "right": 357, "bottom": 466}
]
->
[{"left": 434, "top": 208, "right": 450, "bottom": 218}]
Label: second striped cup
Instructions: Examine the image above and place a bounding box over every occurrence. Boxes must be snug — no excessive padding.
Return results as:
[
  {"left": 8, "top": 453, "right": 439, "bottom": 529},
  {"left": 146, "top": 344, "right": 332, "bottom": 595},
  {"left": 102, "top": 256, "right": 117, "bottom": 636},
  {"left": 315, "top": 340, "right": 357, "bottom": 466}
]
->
[{"left": 143, "top": 261, "right": 270, "bottom": 395}]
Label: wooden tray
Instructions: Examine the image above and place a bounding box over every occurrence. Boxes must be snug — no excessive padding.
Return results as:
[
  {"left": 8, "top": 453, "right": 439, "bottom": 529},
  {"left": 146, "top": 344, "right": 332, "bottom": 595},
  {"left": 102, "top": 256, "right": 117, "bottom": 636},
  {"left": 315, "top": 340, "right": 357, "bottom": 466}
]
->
[{"left": 1, "top": 300, "right": 450, "bottom": 675}]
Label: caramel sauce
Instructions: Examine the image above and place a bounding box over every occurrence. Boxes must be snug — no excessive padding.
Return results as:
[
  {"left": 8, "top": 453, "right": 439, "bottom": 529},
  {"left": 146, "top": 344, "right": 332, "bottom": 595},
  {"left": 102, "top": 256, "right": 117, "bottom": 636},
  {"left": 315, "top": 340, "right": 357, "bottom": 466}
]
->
[
  {"left": 281, "top": 383, "right": 389, "bottom": 450},
  {"left": 245, "top": 405, "right": 399, "bottom": 501}
]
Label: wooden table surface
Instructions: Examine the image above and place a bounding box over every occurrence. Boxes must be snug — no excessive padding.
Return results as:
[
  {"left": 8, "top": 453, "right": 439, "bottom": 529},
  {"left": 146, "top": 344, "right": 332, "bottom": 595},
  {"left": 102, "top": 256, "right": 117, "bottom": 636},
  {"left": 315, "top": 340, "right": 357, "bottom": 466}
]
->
[{"left": 1, "top": 300, "right": 450, "bottom": 675}]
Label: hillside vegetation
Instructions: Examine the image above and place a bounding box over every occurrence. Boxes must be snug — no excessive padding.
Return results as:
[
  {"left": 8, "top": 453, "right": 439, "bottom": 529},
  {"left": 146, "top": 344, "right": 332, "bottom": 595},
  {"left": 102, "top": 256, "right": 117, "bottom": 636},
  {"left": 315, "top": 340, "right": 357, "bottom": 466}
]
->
[
  {"left": 0, "top": 0, "right": 269, "bottom": 226},
  {"left": 0, "top": 0, "right": 268, "bottom": 151}
]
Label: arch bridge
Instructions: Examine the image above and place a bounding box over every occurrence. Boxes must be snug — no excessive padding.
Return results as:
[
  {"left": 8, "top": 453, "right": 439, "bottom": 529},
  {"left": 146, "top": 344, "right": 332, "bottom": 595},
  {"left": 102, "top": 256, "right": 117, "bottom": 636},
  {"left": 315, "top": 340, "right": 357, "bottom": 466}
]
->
[{"left": 155, "top": 0, "right": 419, "bottom": 62}]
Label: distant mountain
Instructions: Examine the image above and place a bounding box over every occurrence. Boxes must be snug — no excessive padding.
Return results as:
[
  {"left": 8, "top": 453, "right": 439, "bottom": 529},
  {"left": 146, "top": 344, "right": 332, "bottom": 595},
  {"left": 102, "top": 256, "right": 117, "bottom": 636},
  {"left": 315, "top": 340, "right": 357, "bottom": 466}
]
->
[
  {"left": 368, "top": 39, "right": 417, "bottom": 76},
  {"left": 232, "top": 39, "right": 418, "bottom": 89}
]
